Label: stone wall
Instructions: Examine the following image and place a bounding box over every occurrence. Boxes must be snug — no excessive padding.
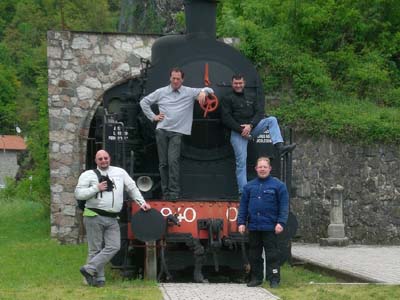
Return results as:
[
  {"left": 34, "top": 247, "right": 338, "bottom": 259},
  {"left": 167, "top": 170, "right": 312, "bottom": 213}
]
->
[
  {"left": 291, "top": 134, "right": 400, "bottom": 245},
  {"left": 47, "top": 31, "right": 158, "bottom": 243}
]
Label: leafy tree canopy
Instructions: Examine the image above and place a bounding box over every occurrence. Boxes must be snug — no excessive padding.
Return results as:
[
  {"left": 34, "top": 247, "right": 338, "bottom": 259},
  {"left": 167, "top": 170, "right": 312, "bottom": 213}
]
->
[
  {"left": 0, "top": 0, "right": 120, "bottom": 204},
  {"left": 217, "top": 0, "right": 400, "bottom": 143}
]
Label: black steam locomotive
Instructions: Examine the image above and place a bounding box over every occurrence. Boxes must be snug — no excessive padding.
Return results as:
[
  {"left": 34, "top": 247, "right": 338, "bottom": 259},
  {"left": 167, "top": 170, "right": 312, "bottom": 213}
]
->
[{"left": 86, "top": 0, "right": 296, "bottom": 282}]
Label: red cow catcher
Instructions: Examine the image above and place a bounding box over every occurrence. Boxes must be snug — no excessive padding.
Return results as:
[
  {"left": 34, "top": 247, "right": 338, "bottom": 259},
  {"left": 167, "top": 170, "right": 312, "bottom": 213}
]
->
[{"left": 127, "top": 200, "right": 244, "bottom": 282}]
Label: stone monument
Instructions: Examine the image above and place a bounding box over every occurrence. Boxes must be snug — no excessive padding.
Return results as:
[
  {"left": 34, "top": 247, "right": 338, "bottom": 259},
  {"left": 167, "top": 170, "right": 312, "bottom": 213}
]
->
[{"left": 320, "top": 184, "right": 349, "bottom": 246}]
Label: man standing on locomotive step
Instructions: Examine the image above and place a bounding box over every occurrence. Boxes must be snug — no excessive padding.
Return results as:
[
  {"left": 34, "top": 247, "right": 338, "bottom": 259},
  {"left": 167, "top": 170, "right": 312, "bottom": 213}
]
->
[
  {"left": 140, "top": 67, "right": 214, "bottom": 200},
  {"left": 220, "top": 74, "right": 296, "bottom": 196},
  {"left": 238, "top": 156, "right": 289, "bottom": 288},
  {"left": 75, "top": 149, "right": 151, "bottom": 287}
]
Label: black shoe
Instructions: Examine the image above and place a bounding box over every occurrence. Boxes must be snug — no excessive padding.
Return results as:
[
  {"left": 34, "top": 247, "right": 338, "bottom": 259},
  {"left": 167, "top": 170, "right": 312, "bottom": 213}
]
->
[
  {"left": 275, "top": 142, "right": 296, "bottom": 155},
  {"left": 194, "top": 272, "right": 209, "bottom": 283},
  {"left": 270, "top": 280, "right": 279, "bottom": 288},
  {"left": 247, "top": 279, "right": 263, "bottom": 287},
  {"left": 80, "top": 267, "right": 96, "bottom": 287},
  {"left": 96, "top": 280, "right": 105, "bottom": 288},
  {"left": 168, "top": 194, "right": 180, "bottom": 201}
]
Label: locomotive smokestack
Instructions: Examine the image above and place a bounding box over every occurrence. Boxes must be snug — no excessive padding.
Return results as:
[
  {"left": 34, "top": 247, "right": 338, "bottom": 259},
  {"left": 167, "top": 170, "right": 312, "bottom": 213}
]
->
[{"left": 184, "top": 0, "right": 217, "bottom": 39}]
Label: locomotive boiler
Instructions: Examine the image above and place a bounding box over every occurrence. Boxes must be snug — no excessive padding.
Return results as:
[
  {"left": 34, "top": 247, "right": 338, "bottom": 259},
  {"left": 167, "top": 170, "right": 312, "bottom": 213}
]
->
[{"left": 85, "top": 0, "right": 295, "bottom": 282}]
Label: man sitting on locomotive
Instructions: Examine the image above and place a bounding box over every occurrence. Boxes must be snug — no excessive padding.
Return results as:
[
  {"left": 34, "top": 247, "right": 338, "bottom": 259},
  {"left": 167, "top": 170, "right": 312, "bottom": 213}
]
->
[
  {"left": 75, "top": 150, "right": 151, "bottom": 287},
  {"left": 220, "top": 74, "right": 296, "bottom": 196},
  {"left": 140, "top": 67, "right": 213, "bottom": 200},
  {"left": 238, "top": 156, "right": 289, "bottom": 288}
]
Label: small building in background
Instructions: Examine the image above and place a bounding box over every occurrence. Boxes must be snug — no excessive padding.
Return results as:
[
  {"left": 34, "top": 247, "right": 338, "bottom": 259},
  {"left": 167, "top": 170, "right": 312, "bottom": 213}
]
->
[{"left": 0, "top": 135, "right": 27, "bottom": 188}]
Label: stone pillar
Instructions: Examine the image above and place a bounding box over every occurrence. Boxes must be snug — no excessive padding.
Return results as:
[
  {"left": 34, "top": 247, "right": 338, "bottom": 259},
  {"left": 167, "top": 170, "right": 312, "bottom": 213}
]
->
[
  {"left": 320, "top": 184, "right": 349, "bottom": 246},
  {"left": 47, "top": 30, "right": 158, "bottom": 244}
]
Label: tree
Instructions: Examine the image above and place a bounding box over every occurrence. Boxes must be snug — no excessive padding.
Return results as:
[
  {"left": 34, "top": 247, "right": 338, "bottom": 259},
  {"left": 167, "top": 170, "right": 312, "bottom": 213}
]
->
[
  {"left": 0, "top": 64, "right": 19, "bottom": 134},
  {"left": 217, "top": 0, "right": 400, "bottom": 106}
]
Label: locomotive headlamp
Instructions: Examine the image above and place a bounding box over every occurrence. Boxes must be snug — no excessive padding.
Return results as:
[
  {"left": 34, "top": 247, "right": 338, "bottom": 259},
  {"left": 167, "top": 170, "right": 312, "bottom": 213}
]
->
[{"left": 137, "top": 176, "right": 153, "bottom": 192}]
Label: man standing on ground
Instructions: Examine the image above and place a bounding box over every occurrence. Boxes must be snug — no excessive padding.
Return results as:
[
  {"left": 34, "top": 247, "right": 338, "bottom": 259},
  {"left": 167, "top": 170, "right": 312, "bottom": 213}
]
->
[
  {"left": 140, "top": 67, "right": 213, "bottom": 200},
  {"left": 75, "top": 149, "right": 151, "bottom": 287},
  {"left": 221, "top": 74, "right": 296, "bottom": 196},
  {"left": 238, "top": 157, "right": 289, "bottom": 288}
]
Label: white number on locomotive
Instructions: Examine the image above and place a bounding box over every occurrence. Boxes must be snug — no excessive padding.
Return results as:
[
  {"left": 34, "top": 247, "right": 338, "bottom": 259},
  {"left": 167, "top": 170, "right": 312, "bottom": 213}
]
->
[{"left": 160, "top": 207, "right": 238, "bottom": 223}]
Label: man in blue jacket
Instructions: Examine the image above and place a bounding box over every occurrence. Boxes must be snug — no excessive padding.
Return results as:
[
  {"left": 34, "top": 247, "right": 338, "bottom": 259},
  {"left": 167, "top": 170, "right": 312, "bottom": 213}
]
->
[{"left": 238, "top": 156, "right": 289, "bottom": 288}]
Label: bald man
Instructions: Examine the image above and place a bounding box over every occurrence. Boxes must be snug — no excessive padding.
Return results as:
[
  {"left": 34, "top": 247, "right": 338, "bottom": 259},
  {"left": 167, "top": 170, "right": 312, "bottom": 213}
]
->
[{"left": 75, "top": 150, "right": 151, "bottom": 287}]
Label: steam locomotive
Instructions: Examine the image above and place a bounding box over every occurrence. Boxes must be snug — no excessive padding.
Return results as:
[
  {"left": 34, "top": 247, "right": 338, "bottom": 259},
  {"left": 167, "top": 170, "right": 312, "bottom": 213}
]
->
[{"left": 86, "top": 0, "right": 295, "bottom": 282}]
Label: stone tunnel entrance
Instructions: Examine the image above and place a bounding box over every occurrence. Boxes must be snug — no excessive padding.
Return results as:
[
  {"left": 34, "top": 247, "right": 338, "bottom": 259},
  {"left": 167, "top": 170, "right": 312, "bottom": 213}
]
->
[{"left": 47, "top": 30, "right": 158, "bottom": 243}]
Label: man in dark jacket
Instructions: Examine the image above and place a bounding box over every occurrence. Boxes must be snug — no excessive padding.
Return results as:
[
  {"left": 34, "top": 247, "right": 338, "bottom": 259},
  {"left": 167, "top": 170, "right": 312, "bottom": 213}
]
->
[
  {"left": 221, "top": 74, "right": 296, "bottom": 195},
  {"left": 238, "top": 156, "right": 289, "bottom": 288}
]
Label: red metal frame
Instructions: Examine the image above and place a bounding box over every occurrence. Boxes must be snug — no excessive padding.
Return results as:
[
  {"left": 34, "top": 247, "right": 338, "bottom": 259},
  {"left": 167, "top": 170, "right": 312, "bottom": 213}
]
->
[{"left": 128, "top": 200, "right": 240, "bottom": 240}]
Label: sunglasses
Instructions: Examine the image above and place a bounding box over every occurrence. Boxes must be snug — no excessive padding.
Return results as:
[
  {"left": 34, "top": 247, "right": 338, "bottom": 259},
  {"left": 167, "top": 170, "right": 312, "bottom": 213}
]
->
[{"left": 97, "top": 157, "right": 109, "bottom": 161}]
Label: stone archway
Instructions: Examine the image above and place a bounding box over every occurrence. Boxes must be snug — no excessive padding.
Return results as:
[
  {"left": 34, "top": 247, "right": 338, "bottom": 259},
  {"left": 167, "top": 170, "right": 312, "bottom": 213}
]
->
[{"left": 47, "top": 30, "right": 158, "bottom": 244}]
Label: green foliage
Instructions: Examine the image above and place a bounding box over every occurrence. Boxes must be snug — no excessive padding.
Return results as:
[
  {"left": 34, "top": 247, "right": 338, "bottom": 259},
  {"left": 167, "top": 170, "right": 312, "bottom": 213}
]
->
[
  {"left": 26, "top": 73, "right": 50, "bottom": 207},
  {"left": 60, "top": 0, "right": 118, "bottom": 32},
  {"left": 0, "top": 64, "right": 19, "bottom": 133},
  {"left": 175, "top": 11, "right": 186, "bottom": 33},
  {"left": 0, "top": 0, "right": 121, "bottom": 209},
  {"left": 218, "top": 0, "right": 400, "bottom": 143},
  {"left": 383, "top": 87, "right": 400, "bottom": 107},
  {"left": 120, "top": 1, "right": 165, "bottom": 33},
  {"left": 271, "top": 97, "right": 400, "bottom": 144},
  {"left": 0, "top": 0, "right": 18, "bottom": 39}
]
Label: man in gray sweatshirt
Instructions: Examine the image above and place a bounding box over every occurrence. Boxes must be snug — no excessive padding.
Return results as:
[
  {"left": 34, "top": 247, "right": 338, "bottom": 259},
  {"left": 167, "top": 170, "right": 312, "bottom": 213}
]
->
[{"left": 140, "top": 67, "right": 213, "bottom": 200}]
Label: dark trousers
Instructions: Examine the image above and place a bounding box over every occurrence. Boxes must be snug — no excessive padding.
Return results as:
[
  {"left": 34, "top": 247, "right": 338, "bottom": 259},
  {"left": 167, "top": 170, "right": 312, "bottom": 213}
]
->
[
  {"left": 155, "top": 129, "right": 182, "bottom": 197},
  {"left": 248, "top": 230, "right": 280, "bottom": 283}
]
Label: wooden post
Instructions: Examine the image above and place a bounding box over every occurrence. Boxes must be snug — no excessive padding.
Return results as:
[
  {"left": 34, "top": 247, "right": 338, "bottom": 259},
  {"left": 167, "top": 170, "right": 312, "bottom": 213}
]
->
[{"left": 145, "top": 241, "right": 157, "bottom": 280}]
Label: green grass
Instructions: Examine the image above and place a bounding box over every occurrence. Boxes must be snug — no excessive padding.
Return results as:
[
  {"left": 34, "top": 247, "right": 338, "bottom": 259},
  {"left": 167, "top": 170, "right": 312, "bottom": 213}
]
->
[
  {"left": 1, "top": 199, "right": 399, "bottom": 300},
  {"left": 0, "top": 199, "right": 162, "bottom": 300},
  {"left": 274, "top": 265, "right": 400, "bottom": 299}
]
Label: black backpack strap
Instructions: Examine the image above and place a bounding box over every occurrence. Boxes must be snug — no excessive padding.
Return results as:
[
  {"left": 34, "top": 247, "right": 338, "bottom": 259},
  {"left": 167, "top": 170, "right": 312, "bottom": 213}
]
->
[
  {"left": 93, "top": 168, "right": 102, "bottom": 198},
  {"left": 93, "top": 169, "right": 102, "bottom": 181}
]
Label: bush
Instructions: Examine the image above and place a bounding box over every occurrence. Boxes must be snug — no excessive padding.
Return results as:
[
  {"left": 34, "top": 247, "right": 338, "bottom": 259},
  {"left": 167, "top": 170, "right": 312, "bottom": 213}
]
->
[
  {"left": 0, "top": 176, "right": 49, "bottom": 210},
  {"left": 383, "top": 88, "right": 400, "bottom": 107},
  {"left": 271, "top": 98, "right": 400, "bottom": 144},
  {"left": 217, "top": 0, "right": 400, "bottom": 144}
]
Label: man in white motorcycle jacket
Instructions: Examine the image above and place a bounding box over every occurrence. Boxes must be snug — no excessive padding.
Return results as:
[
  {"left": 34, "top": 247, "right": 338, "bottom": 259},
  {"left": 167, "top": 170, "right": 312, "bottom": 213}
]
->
[{"left": 75, "top": 149, "right": 151, "bottom": 287}]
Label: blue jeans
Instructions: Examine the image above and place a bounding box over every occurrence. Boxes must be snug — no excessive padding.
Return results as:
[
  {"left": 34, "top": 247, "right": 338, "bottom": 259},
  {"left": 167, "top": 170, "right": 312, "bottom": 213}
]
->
[{"left": 230, "top": 116, "right": 283, "bottom": 193}]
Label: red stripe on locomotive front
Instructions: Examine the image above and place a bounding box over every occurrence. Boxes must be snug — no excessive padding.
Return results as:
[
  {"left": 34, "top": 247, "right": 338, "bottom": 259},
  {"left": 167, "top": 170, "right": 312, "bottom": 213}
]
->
[{"left": 128, "top": 200, "right": 240, "bottom": 240}]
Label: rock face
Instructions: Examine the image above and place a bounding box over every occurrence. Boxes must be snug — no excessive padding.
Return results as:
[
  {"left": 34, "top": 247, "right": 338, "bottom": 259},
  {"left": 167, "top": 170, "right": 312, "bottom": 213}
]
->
[{"left": 118, "top": 0, "right": 184, "bottom": 34}]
